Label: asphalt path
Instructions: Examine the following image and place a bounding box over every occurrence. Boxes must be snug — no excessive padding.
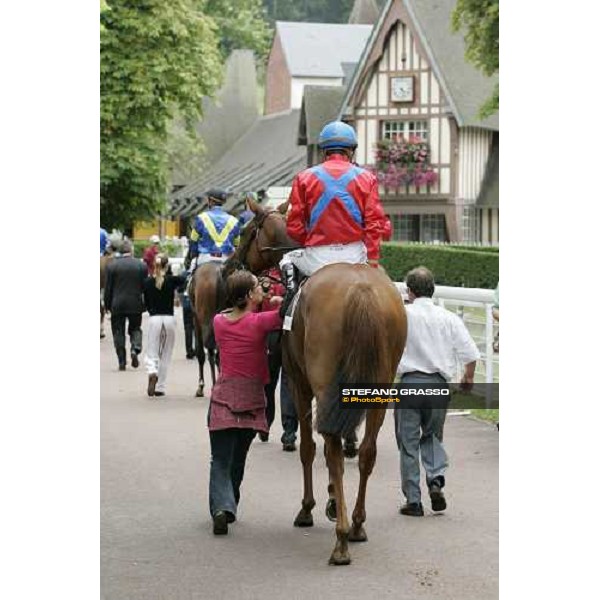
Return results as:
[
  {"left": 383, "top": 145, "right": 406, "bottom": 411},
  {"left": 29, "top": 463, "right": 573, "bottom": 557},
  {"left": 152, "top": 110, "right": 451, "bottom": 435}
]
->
[{"left": 101, "top": 310, "right": 498, "bottom": 600}]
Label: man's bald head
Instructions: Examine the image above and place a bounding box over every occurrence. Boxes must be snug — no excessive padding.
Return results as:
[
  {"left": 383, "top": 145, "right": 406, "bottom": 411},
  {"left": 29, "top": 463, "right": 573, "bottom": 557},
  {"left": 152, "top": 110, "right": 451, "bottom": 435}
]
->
[{"left": 405, "top": 266, "right": 435, "bottom": 298}]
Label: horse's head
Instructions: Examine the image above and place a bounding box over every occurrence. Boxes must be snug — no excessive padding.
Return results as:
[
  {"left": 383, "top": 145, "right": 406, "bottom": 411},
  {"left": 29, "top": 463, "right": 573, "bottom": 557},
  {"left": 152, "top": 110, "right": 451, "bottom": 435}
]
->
[{"left": 225, "top": 197, "right": 298, "bottom": 275}]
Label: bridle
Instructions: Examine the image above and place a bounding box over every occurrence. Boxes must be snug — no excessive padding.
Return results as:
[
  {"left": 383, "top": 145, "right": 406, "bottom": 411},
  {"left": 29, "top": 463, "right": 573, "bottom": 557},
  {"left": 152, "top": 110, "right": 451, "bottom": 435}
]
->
[{"left": 223, "top": 210, "right": 299, "bottom": 277}]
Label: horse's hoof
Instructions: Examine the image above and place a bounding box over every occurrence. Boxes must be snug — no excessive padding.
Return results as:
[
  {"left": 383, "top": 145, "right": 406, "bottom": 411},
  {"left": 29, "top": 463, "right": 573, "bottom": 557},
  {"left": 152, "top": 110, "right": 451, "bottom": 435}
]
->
[
  {"left": 343, "top": 445, "right": 358, "bottom": 459},
  {"left": 328, "top": 551, "right": 351, "bottom": 566},
  {"left": 348, "top": 526, "right": 368, "bottom": 542},
  {"left": 293, "top": 510, "right": 314, "bottom": 527},
  {"left": 325, "top": 498, "right": 337, "bottom": 522}
]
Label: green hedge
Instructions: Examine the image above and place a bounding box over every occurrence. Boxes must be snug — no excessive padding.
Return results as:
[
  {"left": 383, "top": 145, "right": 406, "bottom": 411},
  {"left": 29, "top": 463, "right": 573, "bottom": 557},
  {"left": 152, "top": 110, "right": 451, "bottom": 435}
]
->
[
  {"left": 447, "top": 245, "right": 499, "bottom": 253},
  {"left": 380, "top": 243, "right": 498, "bottom": 289},
  {"left": 132, "top": 240, "right": 185, "bottom": 258}
]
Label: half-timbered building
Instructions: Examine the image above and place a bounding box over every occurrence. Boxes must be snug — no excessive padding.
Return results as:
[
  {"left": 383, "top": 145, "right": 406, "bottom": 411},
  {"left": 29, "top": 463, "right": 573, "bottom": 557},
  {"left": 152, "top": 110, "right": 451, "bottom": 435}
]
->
[{"left": 339, "top": 0, "right": 499, "bottom": 242}]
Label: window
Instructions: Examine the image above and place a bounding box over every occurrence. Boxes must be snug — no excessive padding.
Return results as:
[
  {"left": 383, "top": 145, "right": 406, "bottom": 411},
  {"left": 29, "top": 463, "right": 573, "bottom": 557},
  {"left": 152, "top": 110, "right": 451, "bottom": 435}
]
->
[
  {"left": 391, "top": 214, "right": 419, "bottom": 242},
  {"left": 421, "top": 214, "right": 447, "bottom": 242},
  {"left": 381, "top": 120, "right": 428, "bottom": 141},
  {"left": 461, "top": 206, "right": 480, "bottom": 243},
  {"left": 390, "top": 214, "right": 447, "bottom": 242}
]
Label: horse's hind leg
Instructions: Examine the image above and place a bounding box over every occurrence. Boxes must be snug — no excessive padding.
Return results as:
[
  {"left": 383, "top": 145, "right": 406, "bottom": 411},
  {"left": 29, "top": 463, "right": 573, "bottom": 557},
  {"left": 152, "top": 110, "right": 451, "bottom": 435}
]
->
[
  {"left": 293, "top": 391, "right": 316, "bottom": 527},
  {"left": 194, "top": 319, "right": 206, "bottom": 397},
  {"left": 324, "top": 433, "right": 351, "bottom": 565},
  {"left": 348, "top": 408, "right": 386, "bottom": 543},
  {"left": 203, "top": 323, "right": 219, "bottom": 387}
]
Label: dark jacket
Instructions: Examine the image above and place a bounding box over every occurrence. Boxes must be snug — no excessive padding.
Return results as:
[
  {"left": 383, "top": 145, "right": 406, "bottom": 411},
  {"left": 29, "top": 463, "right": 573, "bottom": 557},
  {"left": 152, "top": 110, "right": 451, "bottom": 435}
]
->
[{"left": 104, "top": 255, "right": 147, "bottom": 314}]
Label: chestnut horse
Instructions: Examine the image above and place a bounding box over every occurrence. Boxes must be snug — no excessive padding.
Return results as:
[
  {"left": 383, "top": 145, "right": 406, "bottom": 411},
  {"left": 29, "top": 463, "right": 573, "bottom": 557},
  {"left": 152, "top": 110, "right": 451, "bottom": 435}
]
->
[
  {"left": 282, "top": 264, "right": 406, "bottom": 565},
  {"left": 189, "top": 198, "right": 294, "bottom": 397},
  {"left": 228, "top": 202, "right": 408, "bottom": 565}
]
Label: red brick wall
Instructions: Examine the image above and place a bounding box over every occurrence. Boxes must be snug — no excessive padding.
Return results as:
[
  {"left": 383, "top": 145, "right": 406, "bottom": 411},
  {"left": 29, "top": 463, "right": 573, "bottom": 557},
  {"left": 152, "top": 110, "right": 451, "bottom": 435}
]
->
[{"left": 265, "top": 32, "right": 291, "bottom": 114}]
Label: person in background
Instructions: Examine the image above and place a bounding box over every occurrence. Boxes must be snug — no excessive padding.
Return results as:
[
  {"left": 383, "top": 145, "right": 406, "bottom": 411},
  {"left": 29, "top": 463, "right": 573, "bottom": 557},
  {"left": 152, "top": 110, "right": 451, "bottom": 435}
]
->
[
  {"left": 177, "top": 268, "right": 197, "bottom": 359},
  {"left": 395, "top": 266, "right": 479, "bottom": 517},
  {"left": 257, "top": 268, "right": 298, "bottom": 450},
  {"left": 101, "top": 227, "right": 109, "bottom": 256},
  {"left": 188, "top": 189, "right": 241, "bottom": 272},
  {"left": 208, "top": 271, "right": 283, "bottom": 535},
  {"left": 143, "top": 235, "right": 161, "bottom": 274},
  {"left": 104, "top": 239, "right": 147, "bottom": 371},
  {"left": 143, "top": 254, "right": 187, "bottom": 397}
]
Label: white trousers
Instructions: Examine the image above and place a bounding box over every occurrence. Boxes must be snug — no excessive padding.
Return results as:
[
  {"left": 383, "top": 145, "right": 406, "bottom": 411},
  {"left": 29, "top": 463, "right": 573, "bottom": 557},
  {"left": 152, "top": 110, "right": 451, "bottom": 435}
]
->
[
  {"left": 193, "top": 253, "right": 231, "bottom": 268},
  {"left": 279, "top": 241, "right": 367, "bottom": 276},
  {"left": 144, "top": 315, "right": 176, "bottom": 393}
]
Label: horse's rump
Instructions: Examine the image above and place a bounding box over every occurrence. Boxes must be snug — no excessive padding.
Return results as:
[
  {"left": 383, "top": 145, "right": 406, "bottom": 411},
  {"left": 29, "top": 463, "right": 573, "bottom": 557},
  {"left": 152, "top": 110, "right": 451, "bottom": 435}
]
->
[{"left": 292, "top": 264, "right": 406, "bottom": 437}]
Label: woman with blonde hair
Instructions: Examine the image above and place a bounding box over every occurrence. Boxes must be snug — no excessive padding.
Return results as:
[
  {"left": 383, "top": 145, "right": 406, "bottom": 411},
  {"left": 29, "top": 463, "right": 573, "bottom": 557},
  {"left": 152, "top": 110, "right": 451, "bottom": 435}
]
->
[{"left": 143, "top": 254, "right": 186, "bottom": 397}]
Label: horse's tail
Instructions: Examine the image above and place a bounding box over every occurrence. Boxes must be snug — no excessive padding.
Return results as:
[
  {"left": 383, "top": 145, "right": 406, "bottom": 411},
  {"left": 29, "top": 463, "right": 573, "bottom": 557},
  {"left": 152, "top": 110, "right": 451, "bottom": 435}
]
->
[{"left": 317, "top": 283, "right": 390, "bottom": 437}]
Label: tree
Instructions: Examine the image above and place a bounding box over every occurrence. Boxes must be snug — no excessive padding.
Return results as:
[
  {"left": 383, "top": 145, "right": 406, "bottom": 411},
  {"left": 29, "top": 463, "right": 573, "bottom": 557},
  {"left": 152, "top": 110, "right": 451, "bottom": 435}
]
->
[
  {"left": 205, "top": 0, "right": 272, "bottom": 61},
  {"left": 452, "top": 0, "right": 499, "bottom": 118},
  {"left": 101, "top": 1, "right": 223, "bottom": 229}
]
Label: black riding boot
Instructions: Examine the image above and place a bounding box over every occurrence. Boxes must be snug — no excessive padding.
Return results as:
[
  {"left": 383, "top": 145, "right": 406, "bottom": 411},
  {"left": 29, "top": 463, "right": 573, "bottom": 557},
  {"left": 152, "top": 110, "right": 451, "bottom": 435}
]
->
[{"left": 279, "top": 263, "right": 297, "bottom": 318}]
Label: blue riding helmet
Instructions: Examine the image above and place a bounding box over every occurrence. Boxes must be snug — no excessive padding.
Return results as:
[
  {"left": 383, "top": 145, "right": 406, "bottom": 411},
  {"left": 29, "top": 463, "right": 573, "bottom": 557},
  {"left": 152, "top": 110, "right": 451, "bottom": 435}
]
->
[{"left": 317, "top": 121, "right": 358, "bottom": 150}]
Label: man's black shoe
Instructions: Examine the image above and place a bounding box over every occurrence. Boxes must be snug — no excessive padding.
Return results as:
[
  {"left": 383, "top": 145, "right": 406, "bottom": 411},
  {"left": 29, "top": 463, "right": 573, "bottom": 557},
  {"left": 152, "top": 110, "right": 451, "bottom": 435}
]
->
[
  {"left": 282, "top": 441, "right": 297, "bottom": 452},
  {"left": 259, "top": 432, "right": 269, "bottom": 442},
  {"left": 213, "top": 511, "right": 228, "bottom": 535},
  {"left": 399, "top": 502, "right": 424, "bottom": 517},
  {"left": 131, "top": 352, "right": 139, "bottom": 369},
  {"left": 429, "top": 483, "right": 447, "bottom": 512},
  {"left": 118, "top": 364, "right": 126, "bottom": 372}
]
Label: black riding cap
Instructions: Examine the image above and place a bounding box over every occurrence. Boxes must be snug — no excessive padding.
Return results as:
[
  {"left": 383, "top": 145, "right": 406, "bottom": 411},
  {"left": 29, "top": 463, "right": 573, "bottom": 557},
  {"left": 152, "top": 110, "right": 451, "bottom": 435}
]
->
[{"left": 205, "top": 189, "right": 229, "bottom": 204}]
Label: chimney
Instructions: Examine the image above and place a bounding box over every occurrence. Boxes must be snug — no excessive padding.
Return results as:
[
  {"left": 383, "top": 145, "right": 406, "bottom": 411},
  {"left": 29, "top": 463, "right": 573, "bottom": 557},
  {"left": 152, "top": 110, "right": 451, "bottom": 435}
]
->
[{"left": 348, "top": 0, "right": 380, "bottom": 25}]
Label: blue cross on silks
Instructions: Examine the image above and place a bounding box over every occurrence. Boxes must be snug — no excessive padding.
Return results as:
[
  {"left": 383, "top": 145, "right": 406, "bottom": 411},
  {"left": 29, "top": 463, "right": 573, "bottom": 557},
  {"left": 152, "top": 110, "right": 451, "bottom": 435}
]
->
[{"left": 307, "top": 165, "right": 365, "bottom": 231}]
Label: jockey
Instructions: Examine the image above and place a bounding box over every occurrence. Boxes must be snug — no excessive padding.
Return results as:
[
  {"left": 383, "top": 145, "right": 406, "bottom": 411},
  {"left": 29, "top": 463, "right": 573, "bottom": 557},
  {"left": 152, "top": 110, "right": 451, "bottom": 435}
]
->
[
  {"left": 188, "top": 189, "right": 241, "bottom": 271},
  {"left": 279, "top": 120, "right": 386, "bottom": 314},
  {"left": 100, "top": 227, "right": 108, "bottom": 256}
]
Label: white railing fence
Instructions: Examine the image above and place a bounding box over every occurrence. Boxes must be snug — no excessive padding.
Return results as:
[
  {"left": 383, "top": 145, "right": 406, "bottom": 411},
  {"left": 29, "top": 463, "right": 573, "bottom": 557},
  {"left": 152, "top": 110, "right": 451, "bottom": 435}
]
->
[{"left": 394, "top": 282, "right": 498, "bottom": 384}]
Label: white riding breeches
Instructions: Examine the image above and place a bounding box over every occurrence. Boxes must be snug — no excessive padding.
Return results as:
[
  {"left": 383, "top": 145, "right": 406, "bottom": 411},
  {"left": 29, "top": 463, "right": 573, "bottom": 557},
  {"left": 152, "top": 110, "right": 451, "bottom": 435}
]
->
[
  {"left": 144, "top": 315, "right": 176, "bottom": 393},
  {"left": 279, "top": 241, "right": 367, "bottom": 277},
  {"left": 194, "top": 253, "right": 231, "bottom": 269}
]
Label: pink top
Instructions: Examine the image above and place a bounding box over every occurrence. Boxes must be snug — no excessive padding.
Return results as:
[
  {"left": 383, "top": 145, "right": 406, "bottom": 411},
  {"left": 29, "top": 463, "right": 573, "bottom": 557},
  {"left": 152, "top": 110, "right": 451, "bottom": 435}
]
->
[{"left": 213, "top": 310, "right": 283, "bottom": 384}]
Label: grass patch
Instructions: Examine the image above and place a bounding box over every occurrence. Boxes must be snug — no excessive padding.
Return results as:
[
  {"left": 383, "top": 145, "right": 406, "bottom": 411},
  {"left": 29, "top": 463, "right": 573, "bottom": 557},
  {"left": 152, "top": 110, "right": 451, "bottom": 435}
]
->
[{"left": 470, "top": 409, "right": 499, "bottom": 423}]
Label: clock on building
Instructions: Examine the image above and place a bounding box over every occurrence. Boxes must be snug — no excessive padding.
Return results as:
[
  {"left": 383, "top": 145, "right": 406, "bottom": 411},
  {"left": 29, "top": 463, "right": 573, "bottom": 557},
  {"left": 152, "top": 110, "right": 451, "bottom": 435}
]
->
[{"left": 390, "top": 76, "right": 414, "bottom": 102}]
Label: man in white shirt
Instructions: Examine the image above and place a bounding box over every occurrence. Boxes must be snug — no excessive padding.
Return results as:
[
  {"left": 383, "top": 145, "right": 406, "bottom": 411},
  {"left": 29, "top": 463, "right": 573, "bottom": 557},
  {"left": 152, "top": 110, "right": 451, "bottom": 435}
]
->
[{"left": 395, "top": 267, "right": 480, "bottom": 517}]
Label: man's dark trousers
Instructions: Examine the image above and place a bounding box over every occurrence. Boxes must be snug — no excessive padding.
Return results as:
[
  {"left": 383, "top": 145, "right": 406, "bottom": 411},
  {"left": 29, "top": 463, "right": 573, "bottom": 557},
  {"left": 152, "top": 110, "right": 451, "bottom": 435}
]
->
[{"left": 110, "top": 313, "right": 142, "bottom": 367}]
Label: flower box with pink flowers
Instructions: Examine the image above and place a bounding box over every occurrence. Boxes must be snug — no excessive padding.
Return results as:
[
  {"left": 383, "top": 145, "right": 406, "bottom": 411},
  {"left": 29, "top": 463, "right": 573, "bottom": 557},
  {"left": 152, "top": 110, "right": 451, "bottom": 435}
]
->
[{"left": 370, "top": 136, "right": 438, "bottom": 191}]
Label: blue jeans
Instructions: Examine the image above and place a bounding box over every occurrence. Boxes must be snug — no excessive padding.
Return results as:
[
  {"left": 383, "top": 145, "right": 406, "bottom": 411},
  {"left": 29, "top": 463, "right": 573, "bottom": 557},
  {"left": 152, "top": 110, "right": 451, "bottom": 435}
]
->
[
  {"left": 209, "top": 428, "right": 256, "bottom": 519},
  {"left": 280, "top": 370, "right": 298, "bottom": 444},
  {"left": 394, "top": 372, "right": 449, "bottom": 504}
]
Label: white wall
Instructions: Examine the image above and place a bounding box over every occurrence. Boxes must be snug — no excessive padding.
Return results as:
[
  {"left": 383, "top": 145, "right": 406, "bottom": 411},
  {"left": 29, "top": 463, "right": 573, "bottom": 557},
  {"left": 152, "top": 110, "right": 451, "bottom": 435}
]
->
[{"left": 290, "top": 77, "right": 343, "bottom": 108}]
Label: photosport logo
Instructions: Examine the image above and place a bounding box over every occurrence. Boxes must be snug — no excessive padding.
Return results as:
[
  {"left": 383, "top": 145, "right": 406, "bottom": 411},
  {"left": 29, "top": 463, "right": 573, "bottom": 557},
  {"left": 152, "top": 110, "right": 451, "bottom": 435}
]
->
[{"left": 338, "top": 383, "right": 499, "bottom": 410}]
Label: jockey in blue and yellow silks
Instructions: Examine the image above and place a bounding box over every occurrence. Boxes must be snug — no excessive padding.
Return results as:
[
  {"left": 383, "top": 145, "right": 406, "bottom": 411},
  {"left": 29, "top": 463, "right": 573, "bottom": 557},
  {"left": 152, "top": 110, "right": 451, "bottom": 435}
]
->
[{"left": 189, "top": 189, "right": 241, "bottom": 270}]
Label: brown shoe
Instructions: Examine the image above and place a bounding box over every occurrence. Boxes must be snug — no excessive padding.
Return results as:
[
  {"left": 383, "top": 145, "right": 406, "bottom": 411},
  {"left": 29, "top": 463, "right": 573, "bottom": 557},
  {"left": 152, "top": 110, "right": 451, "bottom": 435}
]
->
[{"left": 147, "top": 374, "right": 158, "bottom": 397}]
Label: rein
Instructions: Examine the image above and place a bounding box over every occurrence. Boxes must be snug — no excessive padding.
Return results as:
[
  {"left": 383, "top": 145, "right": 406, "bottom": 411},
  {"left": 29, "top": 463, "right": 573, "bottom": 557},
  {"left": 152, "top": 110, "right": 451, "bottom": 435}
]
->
[{"left": 227, "top": 211, "right": 300, "bottom": 275}]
